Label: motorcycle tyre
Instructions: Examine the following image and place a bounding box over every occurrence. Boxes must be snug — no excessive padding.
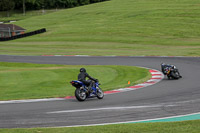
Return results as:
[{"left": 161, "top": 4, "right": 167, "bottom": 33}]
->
[
  {"left": 171, "top": 71, "right": 179, "bottom": 79},
  {"left": 75, "top": 88, "right": 87, "bottom": 101},
  {"left": 96, "top": 87, "right": 104, "bottom": 99}
]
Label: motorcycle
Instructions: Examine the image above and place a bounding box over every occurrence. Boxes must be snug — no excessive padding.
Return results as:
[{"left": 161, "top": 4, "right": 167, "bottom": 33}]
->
[
  {"left": 70, "top": 80, "right": 104, "bottom": 101},
  {"left": 162, "top": 65, "right": 182, "bottom": 80}
]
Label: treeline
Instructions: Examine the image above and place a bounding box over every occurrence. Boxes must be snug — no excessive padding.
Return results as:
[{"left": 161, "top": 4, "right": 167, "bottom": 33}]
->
[{"left": 0, "top": 0, "right": 109, "bottom": 12}]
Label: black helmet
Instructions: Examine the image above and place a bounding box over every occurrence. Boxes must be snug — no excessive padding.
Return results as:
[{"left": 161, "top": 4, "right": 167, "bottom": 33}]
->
[{"left": 80, "top": 68, "right": 86, "bottom": 72}]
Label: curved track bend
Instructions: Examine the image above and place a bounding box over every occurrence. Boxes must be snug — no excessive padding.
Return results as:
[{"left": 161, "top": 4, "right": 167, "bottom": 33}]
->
[{"left": 0, "top": 55, "right": 200, "bottom": 128}]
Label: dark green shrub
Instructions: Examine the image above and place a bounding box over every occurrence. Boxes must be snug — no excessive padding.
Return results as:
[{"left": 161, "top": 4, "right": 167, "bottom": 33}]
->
[{"left": 11, "top": 0, "right": 109, "bottom": 11}]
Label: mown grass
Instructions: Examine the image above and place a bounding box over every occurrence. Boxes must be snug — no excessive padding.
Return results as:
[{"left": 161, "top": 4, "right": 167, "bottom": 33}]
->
[
  {"left": 1, "top": 120, "right": 200, "bottom": 133},
  {"left": 0, "top": 62, "right": 150, "bottom": 101},
  {"left": 0, "top": 0, "right": 200, "bottom": 56}
]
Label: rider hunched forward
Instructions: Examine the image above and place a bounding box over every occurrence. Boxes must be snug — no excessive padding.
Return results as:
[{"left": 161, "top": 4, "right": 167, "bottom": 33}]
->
[
  {"left": 78, "top": 68, "right": 97, "bottom": 93},
  {"left": 161, "top": 63, "right": 182, "bottom": 80}
]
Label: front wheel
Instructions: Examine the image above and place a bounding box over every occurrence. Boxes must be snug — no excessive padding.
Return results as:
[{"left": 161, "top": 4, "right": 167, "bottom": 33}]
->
[
  {"left": 96, "top": 87, "right": 104, "bottom": 99},
  {"left": 75, "top": 88, "right": 87, "bottom": 101}
]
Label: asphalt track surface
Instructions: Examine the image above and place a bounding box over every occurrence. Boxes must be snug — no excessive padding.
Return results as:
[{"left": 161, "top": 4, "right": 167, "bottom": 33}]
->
[{"left": 0, "top": 55, "right": 200, "bottom": 128}]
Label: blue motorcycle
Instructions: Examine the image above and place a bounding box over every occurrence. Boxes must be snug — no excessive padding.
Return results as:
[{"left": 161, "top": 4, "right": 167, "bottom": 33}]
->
[{"left": 70, "top": 80, "right": 104, "bottom": 101}]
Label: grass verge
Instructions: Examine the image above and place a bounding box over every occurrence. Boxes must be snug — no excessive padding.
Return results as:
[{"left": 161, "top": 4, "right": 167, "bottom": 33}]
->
[
  {"left": 0, "top": 0, "right": 200, "bottom": 56},
  {"left": 0, "top": 120, "right": 200, "bottom": 133},
  {"left": 0, "top": 62, "right": 151, "bottom": 101}
]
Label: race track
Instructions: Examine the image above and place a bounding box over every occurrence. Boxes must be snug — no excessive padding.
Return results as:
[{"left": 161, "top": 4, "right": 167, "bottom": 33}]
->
[{"left": 0, "top": 55, "right": 200, "bottom": 128}]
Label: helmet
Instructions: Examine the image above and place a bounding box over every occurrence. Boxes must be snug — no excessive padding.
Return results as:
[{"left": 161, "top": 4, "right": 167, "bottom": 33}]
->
[
  {"left": 161, "top": 63, "right": 165, "bottom": 66},
  {"left": 172, "top": 65, "right": 176, "bottom": 69},
  {"left": 80, "top": 68, "right": 86, "bottom": 72}
]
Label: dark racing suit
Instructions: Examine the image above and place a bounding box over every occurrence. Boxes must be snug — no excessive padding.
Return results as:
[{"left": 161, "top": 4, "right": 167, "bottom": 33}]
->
[
  {"left": 78, "top": 72, "right": 96, "bottom": 92},
  {"left": 161, "top": 64, "right": 174, "bottom": 75},
  {"left": 161, "top": 63, "right": 182, "bottom": 78}
]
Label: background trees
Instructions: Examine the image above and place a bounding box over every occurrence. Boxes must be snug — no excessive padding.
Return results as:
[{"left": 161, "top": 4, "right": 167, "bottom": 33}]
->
[
  {"left": 0, "top": 0, "right": 15, "bottom": 17},
  {"left": 0, "top": 0, "right": 108, "bottom": 13}
]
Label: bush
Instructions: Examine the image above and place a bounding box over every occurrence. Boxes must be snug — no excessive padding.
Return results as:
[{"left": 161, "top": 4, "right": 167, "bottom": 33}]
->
[
  {"left": 78, "top": 0, "right": 90, "bottom": 5},
  {"left": 12, "top": 0, "right": 109, "bottom": 11}
]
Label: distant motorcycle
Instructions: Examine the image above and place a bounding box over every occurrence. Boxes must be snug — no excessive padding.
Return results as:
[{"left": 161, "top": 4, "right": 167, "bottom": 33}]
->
[
  {"left": 70, "top": 80, "right": 104, "bottom": 101},
  {"left": 161, "top": 63, "right": 182, "bottom": 80}
]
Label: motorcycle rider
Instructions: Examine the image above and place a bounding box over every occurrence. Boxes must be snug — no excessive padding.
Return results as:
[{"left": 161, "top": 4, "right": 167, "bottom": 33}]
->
[
  {"left": 78, "top": 68, "right": 97, "bottom": 93},
  {"left": 161, "top": 63, "right": 182, "bottom": 78}
]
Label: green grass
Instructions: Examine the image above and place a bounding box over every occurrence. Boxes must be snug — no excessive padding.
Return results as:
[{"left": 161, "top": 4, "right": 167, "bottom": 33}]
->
[
  {"left": 1, "top": 120, "right": 200, "bottom": 133},
  {"left": 0, "top": 62, "right": 150, "bottom": 101},
  {"left": 0, "top": 0, "right": 200, "bottom": 56}
]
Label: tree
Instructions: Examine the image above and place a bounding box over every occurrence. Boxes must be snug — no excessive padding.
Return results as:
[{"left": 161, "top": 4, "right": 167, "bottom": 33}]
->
[
  {"left": 0, "top": 0, "right": 15, "bottom": 17},
  {"left": 78, "top": 0, "right": 90, "bottom": 5},
  {"left": 1, "top": 0, "right": 108, "bottom": 13},
  {"left": 13, "top": 0, "right": 36, "bottom": 15},
  {"left": 23, "top": 0, "right": 36, "bottom": 15}
]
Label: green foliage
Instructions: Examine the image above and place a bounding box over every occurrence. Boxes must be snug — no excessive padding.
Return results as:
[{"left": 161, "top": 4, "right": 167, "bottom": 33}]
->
[
  {"left": 79, "top": 0, "right": 90, "bottom": 5},
  {"left": 90, "top": 0, "right": 105, "bottom": 3},
  {"left": 0, "top": 0, "right": 15, "bottom": 16},
  {"left": 11, "top": 0, "right": 108, "bottom": 11},
  {"left": 0, "top": 0, "right": 15, "bottom": 17}
]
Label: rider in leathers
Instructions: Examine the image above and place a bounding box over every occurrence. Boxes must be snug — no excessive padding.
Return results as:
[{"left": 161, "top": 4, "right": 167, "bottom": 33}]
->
[
  {"left": 78, "top": 68, "right": 97, "bottom": 93},
  {"left": 161, "top": 63, "right": 182, "bottom": 78}
]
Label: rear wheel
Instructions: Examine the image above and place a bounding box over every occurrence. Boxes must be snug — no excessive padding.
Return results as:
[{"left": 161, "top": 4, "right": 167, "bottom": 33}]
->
[
  {"left": 75, "top": 88, "right": 86, "bottom": 101},
  {"left": 96, "top": 87, "right": 104, "bottom": 99},
  {"left": 171, "top": 71, "right": 179, "bottom": 79}
]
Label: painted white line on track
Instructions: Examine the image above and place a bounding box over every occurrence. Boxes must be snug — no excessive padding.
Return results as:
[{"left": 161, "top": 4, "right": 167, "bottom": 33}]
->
[
  {"left": 0, "top": 98, "right": 64, "bottom": 104},
  {"left": 47, "top": 112, "right": 200, "bottom": 128},
  {"left": 47, "top": 99, "right": 200, "bottom": 115},
  {"left": 147, "top": 79, "right": 160, "bottom": 82},
  {"left": 152, "top": 76, "right": 162, "bottom": 78},
  {"left": 47, "top": 105, "right": 174, "bottom": 114}
]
